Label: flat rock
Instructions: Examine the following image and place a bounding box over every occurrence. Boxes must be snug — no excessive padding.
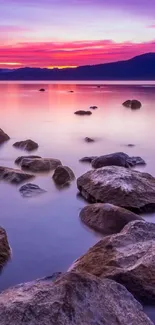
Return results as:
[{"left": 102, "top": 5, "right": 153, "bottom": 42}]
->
[
  {"left": 84, "top": 137, "right": 94, "bottom": 143},
  {"left": 90, "top": 105, "right": 98, "bottom": 109},
  {"left": 92, "top": 152, "right": 146, "bottom": 169},
  {"left": 13, "top": 139, "right": 39, "bottom": 152},
  {"left": 15, "top": 155, "right": 42, "bottom": 165},
  {"left": 123, "top": 99, "right": 142, "bottom": 109},
  {"left": 80, "top": 203, "right": 142, "bottom": 235},
  {"left": 0, "top": 129, "right": 10, "bottom": 145},
  {"left": 53, "top": 165, "right": 75, "bottom": 187},
  {"left": 70, "top": 220, "right": 155, "bottom": 304},
  {"left": 74, "top": 110, "right": 92, "bottom": 116},
  {"left": 0, "top": 271, "right": 152, "bottom": 325},
  {"left": 19, "top": 183, "right": 46, "bottom": 197},
  {"left": 0, "top": 166, "right": 34, "bottom": 184},
  {"left": 79, "top": 156, "right": 97, "bottom": 163},
  {"left": 0, "top": 227, "right": 10, "bottom": 269},
  {"left": 77, "top": 166, "right": 155, "bottom": 212},
  {"left": 20, "top": 157, "right": 62, "bottom": 172}
]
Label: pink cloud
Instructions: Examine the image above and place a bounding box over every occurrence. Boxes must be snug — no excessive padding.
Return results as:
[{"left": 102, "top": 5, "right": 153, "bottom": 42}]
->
[{"left": 148, "top": 24, "right": 155, "bottom": 28}]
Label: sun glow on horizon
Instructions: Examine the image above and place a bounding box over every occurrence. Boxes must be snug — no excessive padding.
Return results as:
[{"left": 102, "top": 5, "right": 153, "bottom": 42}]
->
[
  {"left": 48, "top": 65, "right": 77, "bottom": 69},
  {"left": 0, "top": 62, "right": 22, "bottom": 66}
]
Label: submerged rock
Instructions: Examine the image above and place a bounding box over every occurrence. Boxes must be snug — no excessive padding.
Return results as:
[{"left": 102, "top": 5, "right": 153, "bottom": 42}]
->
[
  {"left": 0, "top": 166, "right": 34, "bottom": 184},
  {"left": 20, "top": 157, "right": 62, "bottom": 172},
  {"left": 80, "top": 203, "right": 142, "bottom": 235},
  {"left": 91, "top": 152, "right": 145, "bottom": 169},
  {"left": 0, "top": 271, "right": 152, "bottom": 325},
  {"left": 39, "top": 88, "right": 45, "bottom": 92},
  {"left": 90, "top": 105, "right": 98, "bottom": 109},
  {"left": 13, "top": 139, "right": 39, "bottom": 152},
  {"left": 79, "top": 156, "right": 97, "bottom": 163},
  {"left": 74, "top": 110, "right": 92, "bottom": 116},
  {"left": 0, "top": 227, "right": 10, "bottom": 269},
  {"left": 15, "top": 155, "right": 42, "bottom": 165},
  {"left": 70, "top": 220, "right": 155, "bottom": 304},
  {"left": 0, "top": 129, "right": 10, "bottom": 145},
  {"left": 123, "top": 99, "right": 142, "bottom": 109},
  {"left": 77, "top": 166, "right": 155, "bottom": 212},
  {"left": 19, "top": 183, "right": 46, "bottom": 198},
  {"left": 84, "top": 137, "right": 95, "bottom": 143},
  {"left": 53, "top": 165, "right": 75, "bottom": 187}
]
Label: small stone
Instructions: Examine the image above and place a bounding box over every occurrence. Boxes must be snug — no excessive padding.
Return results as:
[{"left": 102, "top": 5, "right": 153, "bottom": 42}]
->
[
  {"left": 85, "top": 137, "right": 95, "bottom": 143},
  {"left": 13, "top": 139, "right": 39, "bottom": 152},
  {"left": 74, "top": 110, "right": 92, "bottom": 116},
  {"left": 39, "top": 88, "right": 45, "bottom": 92},
  {"left": 0, "top": 129, "right": 10, "bottom": 145},
  {"left": 53, "top": 165, "right": 75, "bottom": 187},
  {"left": 90, "top": 106, "right": 98, "bottom": 109},
  {"left": 123, "top": 100, "right": 142, "bottom": 109},
  {"left": 19, "top": 183, "right": 46, "bottom": 197}
]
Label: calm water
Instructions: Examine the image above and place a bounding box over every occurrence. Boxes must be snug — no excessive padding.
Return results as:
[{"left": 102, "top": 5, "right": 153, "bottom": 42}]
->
[{"left": 0, "top": 81, "right": 155, "bottom": 321}]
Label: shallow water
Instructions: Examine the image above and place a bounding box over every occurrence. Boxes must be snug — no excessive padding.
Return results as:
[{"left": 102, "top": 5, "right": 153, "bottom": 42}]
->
[{"left": 0, "top": 81, "right": 155, "bottom": 321}]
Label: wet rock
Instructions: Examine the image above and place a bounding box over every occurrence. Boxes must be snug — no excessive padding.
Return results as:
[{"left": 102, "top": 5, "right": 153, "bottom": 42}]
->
[
  {"left": 91, "top": 152, "right": 145, "bottom": 169},
  {"left": 77, "top": 166, "right": 155, "bottom": 212},
  {"left": 20, "top": 157, "right": 62, "bottom": 172},
  {"left": 39, "top": 88, "right": 45, "bottom": 92},
  {"left": 90, "top": 105, "right": 98, "bottom": 109},
  {"left": 19, "top": 183, "right": 46, "bottom": 198},
  {"left": 53, "top": 165, "right": 75, "bottom": 187},
  {"left": 0, "top": 227, "right": 10, "bottom": 269},
  {"left": 80, "top": 203, "right": 142, "bottom": 235},
  {"left": 123, "top": 99, "right": 142, "bottom": 109},
  {"left": 85, "top": 137, "right": 95, "bottom": 143},
  {"left": 0, "top": 166, "right": 34, "bottom": 184},
  {"left": 68, "top": 90, "right": 74, "bottom": 93},
  {"left": 70, "top": 220, "right": 155, "bottom": 304},
  {"left": 0, "top": 129, "right": 10, "bottom": 145},
  {"left": 0, "top": 271, "right": 152, "bottom": 325},
  {"left": 127, "top": 144, "right": 135, "bottom": 147},
  {"left": 79, "top": 156, "right": 97, "bottom": 163},
  {"left": 13, "top": 139, "right": 39, "bottom": 152},
  {"left": 15, "top": 155, "right": 42, "bottom": 165},
  {"left": 74, "top": 110, "right": 92, "bottom": 116}
]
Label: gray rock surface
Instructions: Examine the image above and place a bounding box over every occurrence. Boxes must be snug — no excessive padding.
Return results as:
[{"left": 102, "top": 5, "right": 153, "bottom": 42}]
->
[
  {"left": 53, "top": 166, "right": 75, "bottom": 187},
  {"left": 0, "top": 166, "right": 34, "bottom": 184},
  {"left": 15, "top": 155, "right": 41, "bottom": 165},
  {"left": 80, "top": 203, "right": 142, "bottom": 235},
  {"left": 20, "top": 157, "right": 62, "bottom": 172},
  {"left": 0, "top": 227, "right": 10, "bottom": 269},
  {"left": 13, "top": 139, "right": 39, "bottom": 151},
  {"left": 0, "top": 129, "right": 10, "bottom": 145},
  {"left": 19, "top": 183, "right": 46, "bottom": 197},
  {"left": 91, "top": 152, "right": 145, "bottom": 169},
  {"left": 69, "top": 220, "right": 155, "bottom": 303},
  {"left": 77, "top": 166, "right": 155, "bottom": 212},
  {"left": 74, "top": 110, "right": 92, "bottom": 115},
  {"left": 0, "top": 271, "right": 152, "bottom": 325}
]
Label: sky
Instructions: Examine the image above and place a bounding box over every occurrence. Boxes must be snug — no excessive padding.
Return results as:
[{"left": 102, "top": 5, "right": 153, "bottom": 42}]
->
[{"left": 0, "top": 0, "right": 155, "bottom": 68}]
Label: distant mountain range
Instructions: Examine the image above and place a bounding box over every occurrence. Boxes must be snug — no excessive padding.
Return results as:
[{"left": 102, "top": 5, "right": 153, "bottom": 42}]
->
[{"left": 0, "top": 53, "right": 155, "bottom": 80}]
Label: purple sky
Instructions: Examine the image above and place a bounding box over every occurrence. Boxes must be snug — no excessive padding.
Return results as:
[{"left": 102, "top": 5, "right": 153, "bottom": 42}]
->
[{"left": 0, "top": 0, "right": 155, "bottom": 67}]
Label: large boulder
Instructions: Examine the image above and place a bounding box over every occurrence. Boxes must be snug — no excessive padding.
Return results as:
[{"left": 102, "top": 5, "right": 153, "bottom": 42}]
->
[
  {"left": 19, "top": 183, "right": 46, "bottom": 198},
  {"left": 0, "top": 271, "right": 152, "bottom": 325},
  {"left": 15, "top": 155, "right": 41, "bottom": 165},
  {"left": 91, "top": 152, "right": 145, "bottom": 169},
  {"left": 77, "top": 166, "right": 155, "bottom": 212},
  {"left": 74, "top": 110, "right": 92, "bottom": 116},
  {"left": 0, "top": 227, "right": 10, "bottom": 269},
  {"left": 19, "top": 157, "right": 62, "bottom": 172},
  {"left": 0, "top": 129, "right": 10, "bottom": 145},
  {"left": 13, "top": 139, "right": 38, "bottom": 151},
  {"left": 123, "top": 99, "right": 142, "bottom": 109},
  {"left": 53, "top": 166, "right": 75, "bottom": 187},
  {"left": 69, "top": 221, "right": 155, "bottom": 303},
  {"left": 0, "top": 166, "right": 34, "bottom": 184},
  {"left": 80, "top": 203, "right": 142, "bottom": 235}
]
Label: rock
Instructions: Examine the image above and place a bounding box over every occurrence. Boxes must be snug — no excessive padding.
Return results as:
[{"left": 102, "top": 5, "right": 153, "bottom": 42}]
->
[
  {"left": 39, "top": 88, "right": 45, "bottom": 92},
  {"left": 84, "top": 137, "right": 95, "bottom": 143},
  {"left": 0, "top": 271, "right": 152, "bottom": 325},
  {"left": 77, "top": 166, "right": 155, "bottom": 212},
  {"left": 127, "top": 144, "right": 135, "bottom": 147},
  {"left": 123, "top": 100, "right": 142, "bottom": 109},
  {"left": 13, "top": 139, "right": 39, "bottom": 152},
  {"left": 90, "top": 106, "right": 98, "bottom": 109},
  {"left": 19, "top": 183, "right": 46, "bottom": 198},
  {"left": 68, "top": 90, "right": 74, "bottom": 93},
  {"left": 20, "top": 157, "right": 62, "bottom": 172},
  {"left": 53, "top": 166, "right": 75, "bottom": 187},
  {"left": 79, "top": 156, "right": 97, "bottom": 163},
  {"left": 0, "top": 129, "right": 10, "bottom": 145},
  {"left": 15, "top": 155, "right": 42, "bottom": 165},
  {"left": 74, "top": 110, "right": 92, "bottom": 116},
  {"left": 80, "top": 203, "right": 142, "bottom": 235},
  {"left": 0, "top": 227, "right": 10, "bottom": 269},
  {"left": 0, "top": 166, "right": 34, "bottom": 184},
  {"left": 91, "top": 152, "right": 145, "bottom": 169},
  {"left": 70, "top": 220, "right": 155, "bottom": 304}
]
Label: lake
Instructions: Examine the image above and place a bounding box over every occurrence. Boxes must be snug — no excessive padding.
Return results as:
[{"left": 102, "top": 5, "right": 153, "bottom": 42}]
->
[{"left": 0, "top": 81, "right": 155, "bottom": 321}]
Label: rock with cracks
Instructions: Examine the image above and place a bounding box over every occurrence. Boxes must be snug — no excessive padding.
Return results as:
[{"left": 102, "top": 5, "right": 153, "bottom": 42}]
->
[
  {"left": 20, "top": 157, "right": 62, "bottom": 172},
  {"left": 77, "top": 166, "right": 155, "bottom": 212},
  {"left": 80, "top": 203, "right": 142, "bottom": 235},
  {"left": 0, "top": 271, "right": 152, "bottom": 325},
  {"left": 15, "top": 155, "right": 41, "bottom": 165},
  {"left": 0, "top": 166, "right": 34, "bottom": 184},
  {"left": 91, "top": 152, "right": 145, "bottom": 169},
  {"left": 69, "top": 220, "right": 155, "bottom": 303},
  {"left": 19, "top": 183, "right": 46, "bottom": 197},
  {"left": 13, "top": 139, "right": 39, "bottom": 152}
]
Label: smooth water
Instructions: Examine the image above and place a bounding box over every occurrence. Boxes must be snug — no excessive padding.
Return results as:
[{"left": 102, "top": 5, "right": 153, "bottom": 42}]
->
[{"left": 0, "top": 81, "right": 155, "bottom": 321}]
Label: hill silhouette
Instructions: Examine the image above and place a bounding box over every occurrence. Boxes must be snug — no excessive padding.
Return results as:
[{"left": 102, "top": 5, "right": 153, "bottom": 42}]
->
[{"left": 0, "top": 53, "right": 155, "bottom": 80}]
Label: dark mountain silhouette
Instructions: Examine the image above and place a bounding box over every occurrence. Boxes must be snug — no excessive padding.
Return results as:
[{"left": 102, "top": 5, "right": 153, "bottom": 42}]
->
[{"left": 0, "top": 53, "right": 155, "bottom": 80}]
